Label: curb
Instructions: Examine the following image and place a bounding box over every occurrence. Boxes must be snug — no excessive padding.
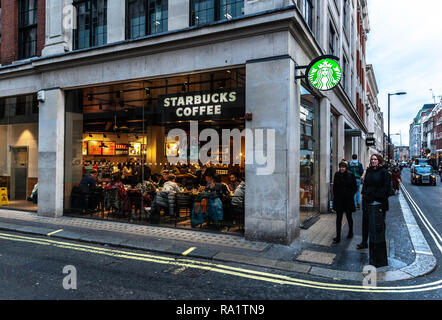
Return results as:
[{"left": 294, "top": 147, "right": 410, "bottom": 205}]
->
[{"left": 0, "top": 187, "right": 437, "bottom": 283}]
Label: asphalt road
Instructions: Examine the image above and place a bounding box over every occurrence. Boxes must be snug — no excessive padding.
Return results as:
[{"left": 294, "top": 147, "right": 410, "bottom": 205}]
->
[{"left": 0, "top": 168, "right": 440, "bottom": 307}]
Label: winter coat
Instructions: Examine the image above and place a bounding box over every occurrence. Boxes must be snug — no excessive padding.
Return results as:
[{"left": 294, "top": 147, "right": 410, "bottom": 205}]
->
[
  {"left": 231, "top": 181, "right": 245, "bottom": 208},
  {"left": 361, "top": 165, "right": 391, "bottom": 211},
  {"left": 391, "top": 170, "right": 401, "bottom": 191},
  {"left": 333, "top": 171, "right": 357, "bottom": 213},
  {"left": 191, "top": 192, "right": 223, "bottom": 227}
]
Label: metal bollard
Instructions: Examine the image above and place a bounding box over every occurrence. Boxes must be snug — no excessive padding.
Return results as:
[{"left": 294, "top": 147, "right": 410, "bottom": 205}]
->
[{"left": 368, "top": 201, "right": 388, "bottom": 268}]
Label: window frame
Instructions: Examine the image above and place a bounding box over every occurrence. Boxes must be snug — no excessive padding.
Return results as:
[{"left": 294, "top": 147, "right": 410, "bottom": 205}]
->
[
  {"left": 303, "top": 0, "right": 314, "bottom": 31},
  {"left": 18, "top": 0, "right": 38, "bottom": 60},
  {"left": 125, "top": 0, "right": 168, "bottom": 40},
  {"left": 73, "top": 0, "right": 108, "bottom": 50},
  {"left": 190, "top": 0, "right": 244, "bottom": 27}
]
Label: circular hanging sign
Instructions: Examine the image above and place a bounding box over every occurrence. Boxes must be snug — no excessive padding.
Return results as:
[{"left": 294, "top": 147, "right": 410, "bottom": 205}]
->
[{"left": 307, "top": 58, "right": 342, "bottom": 91}]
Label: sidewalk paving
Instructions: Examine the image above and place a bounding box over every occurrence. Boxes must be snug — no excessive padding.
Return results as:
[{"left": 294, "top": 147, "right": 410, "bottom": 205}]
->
[{"left": 0, "top": 189, "right": 436, "bottom": 283}]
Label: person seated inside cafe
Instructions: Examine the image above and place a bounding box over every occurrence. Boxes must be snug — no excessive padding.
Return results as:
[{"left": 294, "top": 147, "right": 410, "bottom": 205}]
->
[
  {"left": 80, "top": 169, "right": 98, "bottom": 193},
  {"left": 231, "top": 180, "right": 245, "bottom": 209},
  {"left": 158, "top": 170, "right": 169, "bottom": 187},
  {"left": 162, "top": 174, "right": 182, "bottom": 193},
  {"left": 228, "top": 173, "right": 240, "bottom": 194},
  {"left": 204, "top": 170, "right": 230, "bottom": 199}
]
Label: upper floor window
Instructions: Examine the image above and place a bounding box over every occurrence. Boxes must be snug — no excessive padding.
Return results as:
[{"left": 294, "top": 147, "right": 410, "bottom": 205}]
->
[
  {"left": 302, "top": 0, "right": 313, "bottom": 30},
  {"left": 328, "top": 22, "right": 336, "bottom": 56},
  {"left": 190, "top": 0, "right": 244, "bottom": 26},
  {"left": 343, "top": 0, "right": 349, "bottom": 32},
  {"left": 126, "top": 0, "right": 168, "bottom": 39},
  {"left": 74, "top": 0, "right": 107, "bottom": 50},
  {"left": 18, "top": 0, "right": 38, "bottom": 59}
]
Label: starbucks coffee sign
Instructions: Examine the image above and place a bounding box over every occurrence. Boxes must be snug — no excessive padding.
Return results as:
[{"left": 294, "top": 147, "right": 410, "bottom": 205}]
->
[
  {"left": 308, "top": 58, "right": 342, "bottom": 91},
  {"left": 159, "top": 88, "right": 245, "bottom": 122},
  {"left": 296, "top": 55, "right": 342, "bottom": 91}
]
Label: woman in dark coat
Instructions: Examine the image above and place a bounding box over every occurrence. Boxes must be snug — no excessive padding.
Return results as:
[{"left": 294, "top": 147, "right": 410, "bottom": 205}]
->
[
  {"left": 391, "top": 167, "right": 401, "bottom": 194},
  {"left": 332, "top": 161, "right": 357, "bottom": 243},
  {"left": 357, "top": 154, "right": 391, "bottom": 249}
]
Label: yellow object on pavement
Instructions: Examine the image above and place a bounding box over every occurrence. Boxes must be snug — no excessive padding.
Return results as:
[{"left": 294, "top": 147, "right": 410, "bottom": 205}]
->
[{"left": 0, "top": 187, "right": 9, "bottom": 206}]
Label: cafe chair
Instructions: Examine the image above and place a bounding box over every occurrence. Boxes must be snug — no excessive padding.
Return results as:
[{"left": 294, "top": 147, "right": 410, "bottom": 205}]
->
[
  {"left": 127, "top": 189, "right": 143, "bottom": 221},
  {"left": 174, "top": 192, "right": 193, "bottom": 227}
]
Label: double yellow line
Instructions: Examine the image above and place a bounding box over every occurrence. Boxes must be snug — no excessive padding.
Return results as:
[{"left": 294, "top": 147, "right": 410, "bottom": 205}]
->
[{"left": 0, "top": 231, "right": 441, "bottom": 294}]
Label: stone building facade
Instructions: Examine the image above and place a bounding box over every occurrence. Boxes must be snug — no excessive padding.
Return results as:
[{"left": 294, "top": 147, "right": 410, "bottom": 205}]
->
[{"left": 0, "top": 0, "right": 377, "bottom": 245}]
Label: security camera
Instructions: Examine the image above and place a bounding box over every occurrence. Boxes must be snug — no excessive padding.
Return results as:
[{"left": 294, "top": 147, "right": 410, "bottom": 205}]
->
[{"left": 37, "top": 90, "right": 45, "bottom": 103}]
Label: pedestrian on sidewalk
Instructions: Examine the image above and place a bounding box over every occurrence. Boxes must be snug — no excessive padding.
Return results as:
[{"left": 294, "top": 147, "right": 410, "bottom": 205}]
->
[
  {"left": 391, "top": 167, "right": 402, "bottom": 195},
  {"left": 357, "top": 154, "right": 391, "bottom": 250},
  {"left": 348, "top": 154, "right": 364, "bottom": 209},
  {"left": 332, "top": 161, "right": 357, "bottom": 244}
]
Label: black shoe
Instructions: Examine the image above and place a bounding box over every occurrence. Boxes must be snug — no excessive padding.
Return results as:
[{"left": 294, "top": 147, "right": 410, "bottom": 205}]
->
[
  {"left": 357, "top": 243, "right": 368, "bottom": 249},
  {"left": 333, "top": 237, "right": 341, "bottom": 244},
  {"left": 347, "top": 232, "right": 354, "bottom": 239}
]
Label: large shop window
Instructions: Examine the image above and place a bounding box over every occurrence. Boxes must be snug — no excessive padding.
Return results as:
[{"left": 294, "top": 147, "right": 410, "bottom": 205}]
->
[
  {"left": 0, "top": 94, "right": 39, "bottom": 211},
  {"left": 74, "top": 0, "right": 107, "bottom": 50},
  {"left": 18, "top": 0, "right": 38, "bottom": 59},
  {"left": 64, "top": 69, "right": 246, "bottom": 235},
  {"left": 299, "top": 86, "right": 319, "bottom": 225},
  {"left": 126, "top": 0, "right": 168, "bottom": 39},
  {"left": 190, "top": 0, "right": 244, "bottom": 26}
]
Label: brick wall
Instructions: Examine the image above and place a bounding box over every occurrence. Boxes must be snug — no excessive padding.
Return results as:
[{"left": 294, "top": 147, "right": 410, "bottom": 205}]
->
[
  {"left": 36, "top": 0, "right": 45, "bottom": 57},
  {"left": 0, "top": 0, "right": 45, "bottom": 65},
  {"left": 0, "top": 0, "right": 19, "bottom": 65}
]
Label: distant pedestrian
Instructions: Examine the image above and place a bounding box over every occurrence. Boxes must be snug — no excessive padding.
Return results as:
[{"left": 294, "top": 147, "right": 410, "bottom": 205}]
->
[
  {"left": 357, "top": 154, "right": 391, "bottom": 250},
  {"left": 332, "top": 161, "right": 357, "bottom": 244},
  {"left": 391, "top": 167, "right": 401, "bottom": 195},
  {"left": 348, "top": 154, "right": 364, "bottom": 209}
]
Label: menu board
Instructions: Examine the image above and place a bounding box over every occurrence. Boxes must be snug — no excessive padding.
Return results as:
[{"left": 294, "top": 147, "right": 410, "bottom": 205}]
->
[
  {"left": 165, "top": 140, "right": 180, "bottom": 157},
  {"left": 129, "top": 143, "right": 141, "bottom": 156},
  {"left": 87, "top": 141, "right": 102, "bottom": 155},
  {"left": 102, "top": 142, "right": 116, "bottom": 156},
  {"left": 116, "top": 143, "right": 129, "bottom": 155},
  {"left": 82, "top": 141, "right": 88, "bottom": 155}
]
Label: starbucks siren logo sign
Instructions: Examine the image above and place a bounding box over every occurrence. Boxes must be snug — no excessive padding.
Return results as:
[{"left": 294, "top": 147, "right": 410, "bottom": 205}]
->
[{"left": 308, "top": 58, "right": 342, "bottom": 91}]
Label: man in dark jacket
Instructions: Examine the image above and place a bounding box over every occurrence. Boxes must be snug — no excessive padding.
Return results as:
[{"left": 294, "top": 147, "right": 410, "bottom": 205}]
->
[
  {"left": 332, "top": 161, "right": 357, "bottom": 243},
  {"left": 348, "top": 154, "right": 364, "bottom": 209}
]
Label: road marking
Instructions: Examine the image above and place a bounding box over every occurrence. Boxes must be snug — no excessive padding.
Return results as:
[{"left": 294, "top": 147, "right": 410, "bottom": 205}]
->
[
  {"left": 0, "top": 231, "right": 441, "bottom": 293},
  {"left": 182, "top": 247, "right": 197, "bottom": 256},
  {"left": 400, "top": 183, "right": 442, "bottom": 253},
  {"left": 47, "top": 229, "right": 64, "bottom": 237},
  {"left": 414, "top": 251, "right": 433, "bottom": 256}
]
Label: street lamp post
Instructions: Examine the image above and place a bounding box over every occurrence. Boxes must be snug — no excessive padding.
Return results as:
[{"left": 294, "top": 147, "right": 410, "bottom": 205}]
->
[{"left": 388, "top": 92, "right": 407, "bottom": 168}]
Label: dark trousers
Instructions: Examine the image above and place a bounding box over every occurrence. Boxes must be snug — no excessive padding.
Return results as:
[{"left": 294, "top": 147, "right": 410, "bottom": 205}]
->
[
  {"left": 336, "top": 211, "right": 353, "bottom": 238},
  {"left": 361, "top": 199, "right": 386, "bottom": 244}
]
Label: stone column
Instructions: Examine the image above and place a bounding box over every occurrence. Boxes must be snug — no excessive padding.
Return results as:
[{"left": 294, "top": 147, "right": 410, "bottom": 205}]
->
[
  {"left": 168, "top": 0, "right": 190, "bottom": 31},
  {"left": 42, "top": 0, "right": 74, "bottom": 56},
  {"left": 244, "top": 57, "right": 300, "bottom": 245},
  {"left": 337, "top": 115, "right": 345, "bottom": 163},
  {"left": 319, "top": 97, "right": 331, "bottom": 213},
  {"left": 38, "top": 89, "right": 65, "bottom": 217},
  {"left": 107, "top": 0, "right": 126, "bottom": 43}
]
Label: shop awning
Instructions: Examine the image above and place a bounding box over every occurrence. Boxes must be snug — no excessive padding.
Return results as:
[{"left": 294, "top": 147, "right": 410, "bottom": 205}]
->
[{"left": 344, "top": 129, "right": 362, "bottom": 137}]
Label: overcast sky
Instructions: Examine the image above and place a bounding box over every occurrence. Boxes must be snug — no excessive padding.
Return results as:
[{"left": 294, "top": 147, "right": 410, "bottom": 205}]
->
[{"left": 366, "top": 0, "right": 442, "bottom": 146}]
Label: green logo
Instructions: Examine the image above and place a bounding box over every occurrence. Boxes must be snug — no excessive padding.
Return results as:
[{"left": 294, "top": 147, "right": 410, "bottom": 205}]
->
[{"left": 308, "top": 59, "right": 342, "bottom": 91}]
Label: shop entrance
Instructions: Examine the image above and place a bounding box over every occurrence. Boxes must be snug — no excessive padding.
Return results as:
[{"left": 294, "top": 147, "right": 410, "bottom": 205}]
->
[
  {"left": 64, "top": 68, "right": 246, "bottom": 235},
  {"left": 11, "top": 146, "right": 28, "bottom": 200}
]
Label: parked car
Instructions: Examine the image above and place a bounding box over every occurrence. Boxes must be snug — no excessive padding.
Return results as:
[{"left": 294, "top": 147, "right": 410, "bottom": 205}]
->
[{"left": 411, "top": 165, "right": 437, "bottom": 186}]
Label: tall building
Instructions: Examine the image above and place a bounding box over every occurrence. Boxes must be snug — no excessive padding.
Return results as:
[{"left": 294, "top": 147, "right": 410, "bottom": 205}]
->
[
  {"left": 409, "top": 103, "right": 436, "bottom": 159},
  {"left": 0, "top": 0, "right": 377, "bottom": 244},
  {"left": 365, "top": 64, "right": 383, "bottom": 156}
]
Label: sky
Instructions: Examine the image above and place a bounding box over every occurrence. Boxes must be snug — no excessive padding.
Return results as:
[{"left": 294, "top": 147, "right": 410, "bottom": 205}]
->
[{"left": 366, "top": 0, "right": 442, "bottom": 146}]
